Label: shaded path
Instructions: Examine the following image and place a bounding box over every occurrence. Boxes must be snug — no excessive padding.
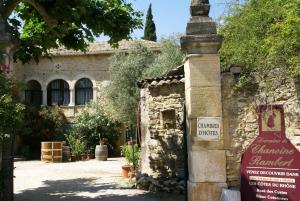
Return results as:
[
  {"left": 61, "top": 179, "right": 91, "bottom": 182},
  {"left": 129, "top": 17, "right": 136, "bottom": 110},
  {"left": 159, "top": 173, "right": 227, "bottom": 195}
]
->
[{"left": 14, "top": 158, "right": 184, "bottom": 201}]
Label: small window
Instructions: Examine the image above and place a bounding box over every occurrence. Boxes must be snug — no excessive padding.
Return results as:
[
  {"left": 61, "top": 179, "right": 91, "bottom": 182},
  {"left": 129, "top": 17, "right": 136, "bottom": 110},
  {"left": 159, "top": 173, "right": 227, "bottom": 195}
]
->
[
  {"left": 25, "top": 80, "right": 42, "bottom": 106},
  {"left": 161, "top": 110, "right": 176, "bottom": 129},
  {"left": 75, "top": 78, "right": 93, "bottom": 105},
  {"left": 47, "top": 79, "right": 70, "bottom": 106}
]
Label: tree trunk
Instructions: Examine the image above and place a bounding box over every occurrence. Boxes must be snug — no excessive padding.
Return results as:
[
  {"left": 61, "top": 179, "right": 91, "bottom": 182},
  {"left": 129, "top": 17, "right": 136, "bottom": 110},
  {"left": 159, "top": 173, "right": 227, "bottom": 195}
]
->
[
  {"left": 2, "top": 137, "right": 14, "bottom": 201},
  {"left": 0, "top": 14, "right": 14, "bottom": 201},
  {"left": 0, "top": 140, "right": 2, "bottom": 201}
]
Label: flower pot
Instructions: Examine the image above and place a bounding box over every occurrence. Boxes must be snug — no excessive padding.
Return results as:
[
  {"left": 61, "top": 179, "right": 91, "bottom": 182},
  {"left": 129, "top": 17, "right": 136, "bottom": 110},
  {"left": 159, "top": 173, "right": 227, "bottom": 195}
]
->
[
  {"left": 71, "top": 155, "right": 77, "bottom": 162},
  {"left": 122, "top": 165, "right": 135, "bottom": 178},
  {"left": 81, "top": 154, "right": 88, "bottom": 161},
  {"left": 88, "top": 154, "right": 95, "bottom": 160}
]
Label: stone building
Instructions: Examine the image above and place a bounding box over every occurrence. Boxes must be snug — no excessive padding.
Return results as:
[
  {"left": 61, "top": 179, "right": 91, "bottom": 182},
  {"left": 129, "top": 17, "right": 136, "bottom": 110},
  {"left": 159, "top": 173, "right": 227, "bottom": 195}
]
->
[
  {"left": 137, "top": 65, "right": 186, "bottom": 193},
  {"left": 12, "top": 40, "right": 160, "bottom": 119}
]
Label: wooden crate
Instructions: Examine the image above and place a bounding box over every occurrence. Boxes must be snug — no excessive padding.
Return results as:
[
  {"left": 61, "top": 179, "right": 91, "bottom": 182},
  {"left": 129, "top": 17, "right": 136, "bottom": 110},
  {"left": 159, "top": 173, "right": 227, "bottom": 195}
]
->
[{"left": 41, "top": 142, "right": 63, "bottom": 163}]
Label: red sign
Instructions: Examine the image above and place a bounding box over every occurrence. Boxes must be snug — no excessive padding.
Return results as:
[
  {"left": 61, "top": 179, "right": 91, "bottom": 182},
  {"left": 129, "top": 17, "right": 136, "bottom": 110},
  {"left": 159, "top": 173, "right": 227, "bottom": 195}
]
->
[{"left": 241, "top": 105, "right": 300, "bottom": 201}]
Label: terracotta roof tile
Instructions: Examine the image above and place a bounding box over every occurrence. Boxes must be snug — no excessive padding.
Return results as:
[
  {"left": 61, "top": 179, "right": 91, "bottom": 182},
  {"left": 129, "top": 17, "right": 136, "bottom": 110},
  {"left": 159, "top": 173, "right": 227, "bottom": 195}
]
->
[{"left": 49, "top": 40, "right": 161, "bottom": 56}]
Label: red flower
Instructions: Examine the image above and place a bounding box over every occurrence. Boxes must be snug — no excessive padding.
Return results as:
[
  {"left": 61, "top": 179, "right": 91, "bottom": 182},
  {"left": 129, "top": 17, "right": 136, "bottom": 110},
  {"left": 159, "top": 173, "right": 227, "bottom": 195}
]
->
[{"left": 0, "top": 63, "right": 10, "bottom": 74}]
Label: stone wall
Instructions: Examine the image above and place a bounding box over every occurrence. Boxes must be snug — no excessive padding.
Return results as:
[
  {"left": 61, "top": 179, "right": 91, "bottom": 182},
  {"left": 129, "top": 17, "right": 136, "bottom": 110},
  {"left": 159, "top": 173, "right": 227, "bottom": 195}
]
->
[
  {"left": 12, "top": 54, "right": 110, "bottom": 118},
  {"left": 222, "top": 71, "right": 300, "bottom": 188},
  {"left": 139, "top": 82, "right": 185, "bottom": 193},
  {"left": 11, "top": 40, "right": 160, "bottom": 119}
]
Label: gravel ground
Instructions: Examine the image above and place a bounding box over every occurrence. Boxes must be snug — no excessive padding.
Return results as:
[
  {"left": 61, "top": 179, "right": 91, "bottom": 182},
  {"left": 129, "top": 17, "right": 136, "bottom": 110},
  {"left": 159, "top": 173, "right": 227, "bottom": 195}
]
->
[{"left": 14, "top": 158, "right": 185, "bottom": 201}]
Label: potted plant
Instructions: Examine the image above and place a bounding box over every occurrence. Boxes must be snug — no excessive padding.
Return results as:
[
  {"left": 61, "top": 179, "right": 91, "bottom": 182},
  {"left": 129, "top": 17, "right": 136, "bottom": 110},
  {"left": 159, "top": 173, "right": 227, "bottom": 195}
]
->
[
  {"left": 120, "top": 143, "right": 139, "bottom": 178},
  {"left": 87, "top": 147, "right": 95, "bottom": 160},
  {"left": 65, "top": 133, "right": 86, "bottom": 161}
]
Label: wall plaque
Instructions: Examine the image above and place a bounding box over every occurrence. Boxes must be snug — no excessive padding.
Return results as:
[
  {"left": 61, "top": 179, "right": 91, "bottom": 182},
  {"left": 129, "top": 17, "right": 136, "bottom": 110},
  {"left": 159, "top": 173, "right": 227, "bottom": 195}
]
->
[
  {"left": 241, "top": 105, "right": 300, "bottom": 201},
  {"left": 197, "top": 117, "right": 221, "bottom": 141}
]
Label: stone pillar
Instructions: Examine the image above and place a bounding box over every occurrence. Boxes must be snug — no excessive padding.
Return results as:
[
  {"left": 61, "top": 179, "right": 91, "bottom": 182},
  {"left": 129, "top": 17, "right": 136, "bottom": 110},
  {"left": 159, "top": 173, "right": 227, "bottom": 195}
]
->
[
  {"left": 42, "top": 87, "right": 48, "bottom": 106},
  {"left": 93, "top": 87, "right": 97, "bottom": 101},
  {"left": 69, "top": 88, "right": 75, "bottom": 106},
  {"left": 181, "top": 1, "right": 227, "bottom": 201}
]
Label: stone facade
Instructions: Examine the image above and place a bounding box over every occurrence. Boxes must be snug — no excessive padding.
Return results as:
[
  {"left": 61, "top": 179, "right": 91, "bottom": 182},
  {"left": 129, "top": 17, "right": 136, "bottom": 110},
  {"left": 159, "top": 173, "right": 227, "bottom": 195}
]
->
[
  {"left": 138, "top": 66, "right": 300, "bottom": 194},
  {"left": 222, "top": 69, "right": 300, "bottom": 188},
  {"left": 138, "top": 71, "right": 186, "bottom": 193},
  {"left": 11, "top": 40, "right": 160, "bottom": 119}
]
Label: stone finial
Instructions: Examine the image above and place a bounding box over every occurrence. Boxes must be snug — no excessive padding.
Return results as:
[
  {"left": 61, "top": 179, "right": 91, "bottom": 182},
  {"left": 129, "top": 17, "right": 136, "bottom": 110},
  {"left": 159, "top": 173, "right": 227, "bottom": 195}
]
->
[
  {"left": 190, "top": 0, "right": 210, "bottom": 16},
  {"left": 180, "top": 0, "right": 222, "bottom": 54}
]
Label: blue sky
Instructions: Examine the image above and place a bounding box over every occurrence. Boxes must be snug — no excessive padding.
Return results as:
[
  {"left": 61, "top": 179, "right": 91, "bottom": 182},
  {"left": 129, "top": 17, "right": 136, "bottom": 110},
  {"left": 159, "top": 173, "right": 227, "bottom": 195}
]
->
[{"left": 125, "top": 0, "right": 232, "bottom": 40}]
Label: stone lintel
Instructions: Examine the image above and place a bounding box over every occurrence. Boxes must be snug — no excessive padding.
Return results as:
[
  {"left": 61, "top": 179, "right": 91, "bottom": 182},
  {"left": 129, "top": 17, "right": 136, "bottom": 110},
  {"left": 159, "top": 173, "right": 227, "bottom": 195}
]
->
[
  {"left": 188, "top": 181, "right": 227, "bottom": 201},
  {"left": 181, "top": 35, "right": 223, "bottom": 54}
]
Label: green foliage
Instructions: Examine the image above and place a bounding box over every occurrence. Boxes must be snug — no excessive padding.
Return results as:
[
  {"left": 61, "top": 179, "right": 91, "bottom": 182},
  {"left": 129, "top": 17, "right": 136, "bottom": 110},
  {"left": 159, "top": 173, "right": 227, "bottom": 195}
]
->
[
  {"left": 143, "top": 35, "right": 185, "bottom": 77},
  {"left": 23, "top": 106, "right": 67, "bottom": 140},
  {"left": 220, "top": 0, "right": 300, "bottom": 81},
  {"left": 105, "top": 42, "right": 153, "bottom": 124},
  {"left": 65, "top": 133, "right": 86, "bottom": 157},
  {"left": 105, "top": 36, "right": 184, "bottom": 125},
  {"left": 68, "top": 101, "right": 120, "bottom": 155},
  {"left": 2, "top": 0, "right": 143, "bottom": 63},
  {"left": 143, "top": 3, "right": 157, "bottom": 42},
  {"left": 0, "top": 70, "right": 25, "bottom": 140},
  {"left": 120, "top": 143, "right": 139, "bottom": 166}
]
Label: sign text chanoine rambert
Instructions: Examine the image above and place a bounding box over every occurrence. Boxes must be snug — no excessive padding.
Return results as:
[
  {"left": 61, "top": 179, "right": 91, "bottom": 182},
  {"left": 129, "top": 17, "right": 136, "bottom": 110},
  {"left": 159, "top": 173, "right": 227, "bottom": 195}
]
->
[{"left": 241, "top": 105, "right": 300, "bottom": 201}]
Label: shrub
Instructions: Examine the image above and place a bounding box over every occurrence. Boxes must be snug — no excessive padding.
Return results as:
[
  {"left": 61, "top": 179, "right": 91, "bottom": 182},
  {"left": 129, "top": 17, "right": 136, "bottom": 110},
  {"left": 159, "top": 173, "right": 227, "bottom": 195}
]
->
[
  {"left": 65, "top": 133, "right": 86, "bottom": 157},
  {"left": 68, "top": 101, "right": 120, "bottom": 156},
  {"left": 120, "top": 143, "right": 139, "bottom": 166}
]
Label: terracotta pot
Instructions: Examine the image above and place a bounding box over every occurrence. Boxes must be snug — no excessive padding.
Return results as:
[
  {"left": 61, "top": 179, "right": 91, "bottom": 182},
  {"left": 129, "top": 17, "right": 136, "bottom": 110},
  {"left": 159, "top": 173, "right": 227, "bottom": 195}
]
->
[
  {"left": 71, "top": 155, "right": 77, "bottom": 162},
  {"left": 81, "top": 154, "right": 88, "bottom": 161},
  {"left": 88, "top": 154, "right": 95, "bottom": 160},
  {"left": 122, "top": 165, "right": 135, "bottom": 178}
]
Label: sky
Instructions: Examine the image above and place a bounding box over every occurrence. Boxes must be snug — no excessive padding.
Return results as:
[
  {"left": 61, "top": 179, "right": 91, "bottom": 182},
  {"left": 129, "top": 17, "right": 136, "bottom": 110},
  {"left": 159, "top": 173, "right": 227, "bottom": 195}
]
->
[{"left": 113, "top": 0, "right": 235, "bottom": 40}]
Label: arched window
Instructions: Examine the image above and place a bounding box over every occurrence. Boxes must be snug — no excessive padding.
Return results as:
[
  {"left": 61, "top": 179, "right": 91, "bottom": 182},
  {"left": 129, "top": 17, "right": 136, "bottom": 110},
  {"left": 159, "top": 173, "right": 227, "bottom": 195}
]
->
[
  {"left": 47, "top": 79, "right": 70, "bottom": 106},
  {"left": 75, "top": 78, "right": 93, "bottom": 105},
  {"left": 25, "top": 80, "right": 42, "bottom": 106}
]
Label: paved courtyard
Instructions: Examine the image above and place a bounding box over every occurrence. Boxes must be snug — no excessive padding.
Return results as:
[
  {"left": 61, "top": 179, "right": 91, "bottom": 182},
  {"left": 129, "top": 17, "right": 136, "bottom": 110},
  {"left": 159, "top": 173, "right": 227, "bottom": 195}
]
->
[{"left": 14, "top": 158, "right": 185, "bottom": 201}]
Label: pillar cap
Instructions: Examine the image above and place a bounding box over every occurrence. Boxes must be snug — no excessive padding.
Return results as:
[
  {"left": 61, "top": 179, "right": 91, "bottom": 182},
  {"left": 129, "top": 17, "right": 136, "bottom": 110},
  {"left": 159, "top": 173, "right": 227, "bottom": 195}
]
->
[
  {"left": 181, "top": 34, "right": 223, "bottom": 54},
  {"left": 181, "top": 0, "right": 222, "bottom": 54}
]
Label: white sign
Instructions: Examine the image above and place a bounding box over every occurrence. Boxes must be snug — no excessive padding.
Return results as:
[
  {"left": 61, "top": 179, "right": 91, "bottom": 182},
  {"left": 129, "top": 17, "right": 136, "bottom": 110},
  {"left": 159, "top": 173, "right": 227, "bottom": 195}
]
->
[{"left": 197, "top": 117, "right": 221, "bottom": 141}]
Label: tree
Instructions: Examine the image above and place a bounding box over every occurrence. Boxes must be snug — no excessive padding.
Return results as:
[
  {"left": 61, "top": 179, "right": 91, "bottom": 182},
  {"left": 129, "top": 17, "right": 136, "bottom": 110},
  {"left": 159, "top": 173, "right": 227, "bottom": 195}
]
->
[
  {"left": 0, "top": 70, "right": 25, "bottom": 201},
  {"left": 0, "top": 0, "right": 142, "bottom": 63},
  {"left": 105, "top": 36, "right": 184, "bottom": 125},
  {"left": 219, "top": 0, "right": 300, "bottom": 83},
  {"left": 0, "top": 71, "right": 24, "bottom": 141},
  {"left": 67, "top": 101, "right": 120, "bottom": 156},
  {"left": 105, "top": 42, "right": 152, "bottom": 125},
  {"left": 143, "top": 35, "right": 185, "bottom": 77},
  {"left": 143, "top": 3, "right": 157, "bottom": 42}
]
